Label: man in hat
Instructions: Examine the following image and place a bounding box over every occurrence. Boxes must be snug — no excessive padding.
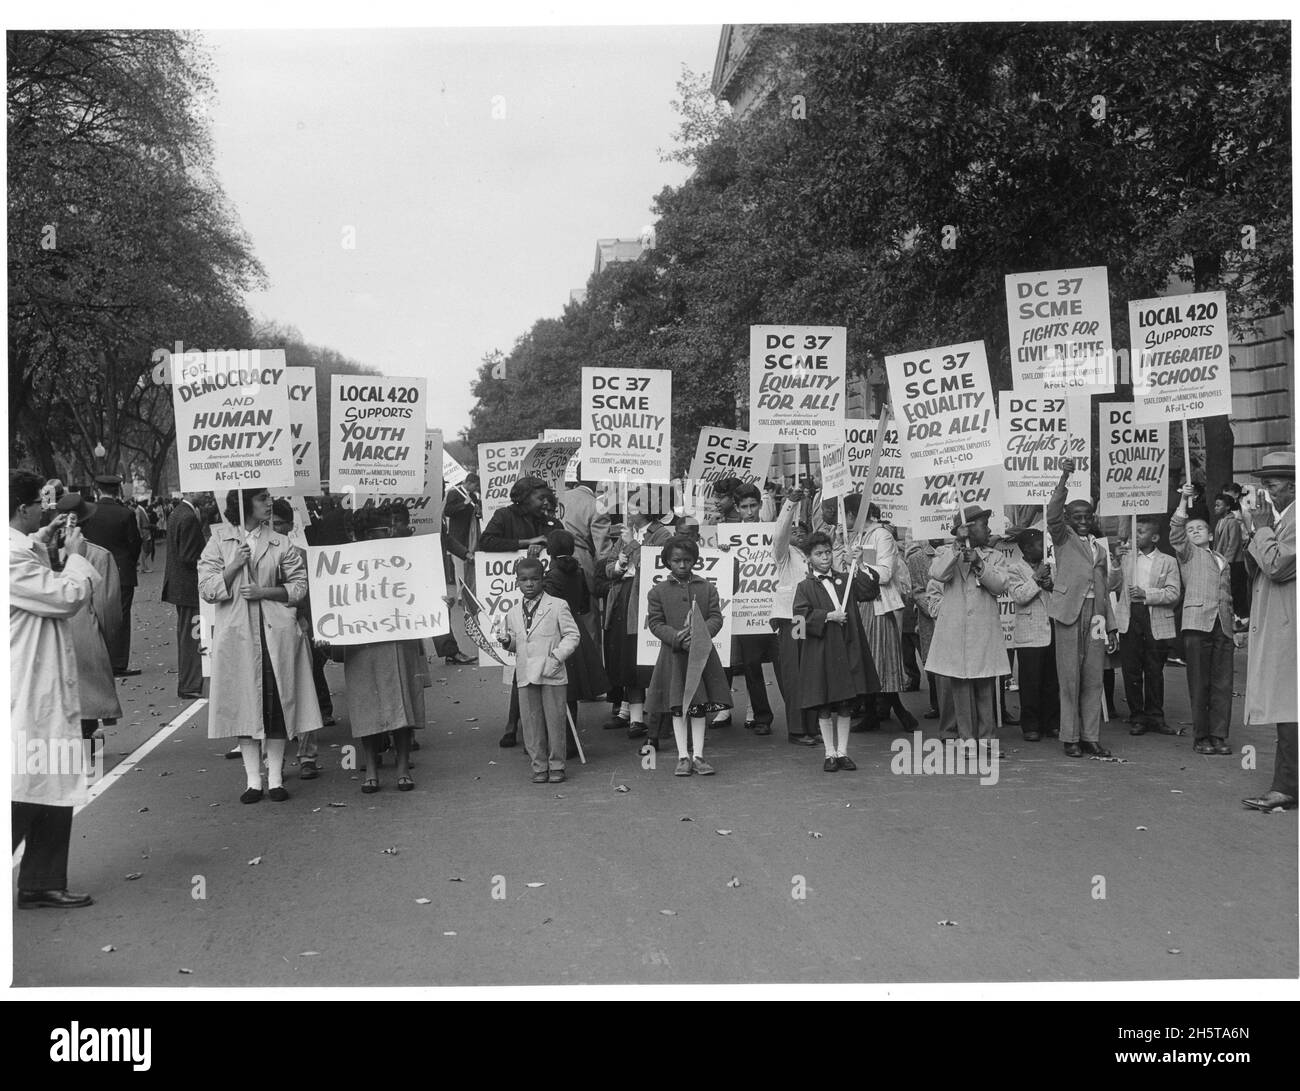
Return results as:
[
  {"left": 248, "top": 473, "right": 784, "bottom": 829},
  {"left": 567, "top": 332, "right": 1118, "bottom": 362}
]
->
[
  {"left": 163, "top": 492, "right": 214, "bottom": 699},
  {"left": 1240, "top": 450, "right": 1297, "bottom": 811},
  {"left": 924, "top": 505, "right": 1010, "bottom": 741},
  {"left": 1047, "top": 459, "right": 1119, "bottom": 757},
  {"left": 77, "top": 474, "right": 142, "bottom": 676}
]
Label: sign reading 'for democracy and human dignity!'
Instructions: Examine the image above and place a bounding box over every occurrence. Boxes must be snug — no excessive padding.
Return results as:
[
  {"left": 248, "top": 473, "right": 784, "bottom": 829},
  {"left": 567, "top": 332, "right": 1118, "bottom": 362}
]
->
[
  {"left": 1005, "top": 266, "right": 1114, "bottom": 390},
  {"left": 581, "top": 367, "right": 672, "bottom": 481},
  {"left": 306, "top": 535, "right": 448, "bottom": 646},
  {"left": 329, "top": 376, "right": 428, "bottom": 494},
  {"left": 748, "top": 325, "right": 846, "bottom": 444},
  {"left": 1099, "top": 404, "right": 1169, "bottom": 516},
  {"left": 886, "top": 340, "right": 1000, "bottom": 474},
  {"left": 1129, "top": 290, "right": 1232, "bottom": 424},
  {"left": 172, "top": 348, "right": 295, "bottom": 494},
  {"left": 285, "top": 366, "right": 320, "bottom": 494}
]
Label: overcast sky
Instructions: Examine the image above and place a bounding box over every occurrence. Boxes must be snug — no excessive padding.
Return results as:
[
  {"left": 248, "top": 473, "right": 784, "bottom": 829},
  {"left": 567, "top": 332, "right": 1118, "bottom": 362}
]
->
[{"left": 204, "top": 26, "right": 722, "bottom": 442}]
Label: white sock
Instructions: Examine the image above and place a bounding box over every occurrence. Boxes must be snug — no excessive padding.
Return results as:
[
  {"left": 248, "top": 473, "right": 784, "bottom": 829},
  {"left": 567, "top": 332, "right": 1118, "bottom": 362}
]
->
[
  {"left": 713, "top": 709, "right": 730, "bottom": 724},
  {"left": 672, "top": 716, "right": 689, "bottom": 759},
  {"left": 629, "top": 701, "right": 644, "bottom": 724},
  {"left": 265, "top": 739, "right": 286, "bottom": 789},
  {"left": 691, "top": 717, "right": 706, "bottom": 759},
  {"left": 745, "top": 703, "right": 754, "bottom": 721},
  {"left": 239, "top": 739, "right": 262, "bottom": 791},
  {"left": 619, "top": 701, "right": 630, "bottom": 720},
  {"left": 835, "top": 714, "right": 851, "bottom": 758},
  {"left": 819, "top": 716, "right": 835, "bottom": 757}
]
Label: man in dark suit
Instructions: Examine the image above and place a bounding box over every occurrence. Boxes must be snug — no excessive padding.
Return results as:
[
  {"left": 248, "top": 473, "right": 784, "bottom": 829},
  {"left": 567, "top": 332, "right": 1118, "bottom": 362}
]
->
[
  {"left": 442, "top": 473, "right": 482, "bottom": 592},
  {"left": 162, "top": 492, "right": 212, "bottom": 698},
  {"left": 78, "top": 474, "right": 142, "bottom": 675}
]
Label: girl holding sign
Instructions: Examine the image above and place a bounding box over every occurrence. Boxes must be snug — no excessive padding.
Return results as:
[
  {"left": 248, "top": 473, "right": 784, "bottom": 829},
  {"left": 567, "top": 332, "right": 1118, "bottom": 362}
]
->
[{"left": 198, "top": 489, "right": 323, "bottom": 804}]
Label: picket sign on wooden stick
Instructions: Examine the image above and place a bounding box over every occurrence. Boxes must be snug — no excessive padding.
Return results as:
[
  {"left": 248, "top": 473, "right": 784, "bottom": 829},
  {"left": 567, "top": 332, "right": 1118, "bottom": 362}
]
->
[
  {"left": 565, "top": 705, "right": 587, "bottom": 765},
  {"left": 1181, "top": 415, "right": 1193, "bottom": 491},
  {"left": 852, "top": 405, "right": 892, "bottom": 537}
]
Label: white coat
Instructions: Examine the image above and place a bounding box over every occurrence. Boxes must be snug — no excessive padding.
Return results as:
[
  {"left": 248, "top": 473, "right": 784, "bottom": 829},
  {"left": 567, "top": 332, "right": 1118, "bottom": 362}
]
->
[
  {"left": 853, "top": 523, "right": 905, "bottom": 615},
  {"left": 197, "top": 522, "right": 323, "bottom": 740},
  {"left": 10, "top": 527, "right": 100, "bottom": 806}
]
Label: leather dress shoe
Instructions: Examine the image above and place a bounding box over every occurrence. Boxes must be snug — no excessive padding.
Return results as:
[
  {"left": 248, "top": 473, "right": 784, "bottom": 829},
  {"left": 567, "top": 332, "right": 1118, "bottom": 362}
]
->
[
  {"left": 788, "top": 734, "right": 818, "bottom": 746},
  {"left": 240, "top": 787, "right": 263, "bottom": 804},
  {"left": 498, "top": 730, "right": 517, "bottom": 748},
  {"left": 178, "top": 690, "right": 204, "bottom": 700},
  {"left": 1212, "top": 738, "right": 1233, "bottom": 755},
  {"left": 1079, "top": 741, "right": 1112, "bottom": 757},
  {"left": 299, "top": 762, "right": 320, "bottom": 781},
  {"left": 1000, "top": 710, "right": 1020, "bottom": 726},
  {"left": 1242, "top": 791, "right": 1298, "bottom": 812},
  {"left": 836, "top": 755, "right": 857, "bottom": 771},
  {"left": 823, "top": 756, "right": 839, "bottom": 772},
  {"left": 1022, "top": 731, "right": 1041, "bottom": 742},
  {"left": 923, "top": 709, "right": 940, "bottom": 720},
  {"left": 626, "top": 721, "right": 647, "bottom": 739},
  {"left": 1193, "top": 739, "right": 1215, "bottom": 754},
  {"left": 1154, "top": 722, "right": 1180, "bottom": 736},
  {"left": 602, "top": 715, "right": 628, "bottom": 731},
  {"left": 115, "top": 668, "right": 142, "bottom": 677},
  {"left": 753, "top": 722, "right": 772, "bottom": 736},
  {"left": 18, "top": 889, "right": 94, "bottom": 909},
  {"left": 1129, "top": 723, "right": 1149, "bottom": 736},
  {"left": 268, "top": 786, "right": 289, "bottom": 802},
  {"left": 1063, "top": 742, "right": 1083, "bottom": 757},
  {"left": 445, "top": 652, "right": 476, "bottom": 665}
]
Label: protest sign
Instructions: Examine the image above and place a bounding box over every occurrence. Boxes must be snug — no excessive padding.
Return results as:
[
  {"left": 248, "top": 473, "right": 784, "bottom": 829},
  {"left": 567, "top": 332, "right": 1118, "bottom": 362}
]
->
[
  {"left": 477, "top": 439, "right": 535, "bottom": 524},
  {"left": 1099, "top": 404, "right": 1169, "bottom": 516},
  {"left": 905, "top": 464, "right": 1005, "bottom": 538},
  {"left": 688, "top": 428, "right": 773, "bottom": 492},
  {"left": 715, "top": 522, "right": 778, "bottom": 636},
  {"left": 306, "top": 534, "right": 449, "bottom": 646},
  {"left": 329, "top": 376, "right": 427, "bottom": 494},
  {"left": 581, "top": 367, "right": 672, "bottom": 481},
  {"left": 443, "top": 448, "right": 468, "bottom": 488},
  {"left": 471, "top": 549, "right": 550, "bottom": 667},
  {"left": 172, "top": 348, "right": 295, "bottom": 494},
  {"left": 520, "top": 438, "right": 581, "bottom": 495},
  {"left": 748, "top": 325, "right": 847, "bottom": 444},
  {"left": 1129, "top": 290, "right": 1232, "bottom": 423},
  {"left": 819, "top": 434, "right": 852, "bottom": 499},
  {"left": 998, "top": 392, "right": 1089, "bottom": 505},
  {"left": 993, "top": 539, "right": 1023, "bottom": 649},
  {"left": 845, "top": 419, "right": 908, "bottom": 526},
  {"left": 541, "top": 429, "right": 583, "bottom": 482},
  {"left": 285, "top": 366, "right": 321, "bottom": 494},
  {"left": 887, "top": 340, "right": 1000, "bottom": 474},
  {"left": 1006, "top": 266, "right": 1115, "bottom": 390},
  {"left": 355, "top": 431, "right": 444, "bottom": 535},
  {"left": 636, "top": 546, "right": 733, "bottom": 667}
]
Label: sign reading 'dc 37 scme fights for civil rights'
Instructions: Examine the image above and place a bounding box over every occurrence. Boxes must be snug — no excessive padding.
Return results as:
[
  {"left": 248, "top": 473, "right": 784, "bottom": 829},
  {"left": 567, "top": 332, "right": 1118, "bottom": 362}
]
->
[
  {"left": 886, "top": 340, "right": 1000, "bottom": 474},
  {"left": 172, "top": 348, "right": 295, "bottom": 494},
  {"left": 714, "top": 522, "right": 779, "bottom": 636},
  {"left": 285, "top": 367, "right": 321, "bottom": 494},
  {"left": 581, "top": 367, "right": 672, "bottom": 481},
  {"left": 998, "top": 392, "right": 1089, "bottom": 505},
  {"left": 306, "top": 535, "right": 449, "bottom": 647},
  {"left": 1128, "top": 290, "right": 1233, "bottom": 424},
  {"left": 354, "top": 431, "right": 444, "bottom": 535},
  {"left": 1005, "top": 266, "right": 1115, "bottom": 390},
  {"left": 1099, "top": 404, "right": 1169, "bottom": 516},
  {"left": 845, "top": 420, "right": 908, "bottom": 525},
  {"left": 329, "top": 376, "right": 427, "bottom": 494},
  {"left": 904, "top": 464, "right": 1006, "bottom": 538},
  {"left": 748, "top": 325, "right": 847, "bottom": 444},
  {"left": 688, "top": 428, "right": 773, "bottom": 493}
]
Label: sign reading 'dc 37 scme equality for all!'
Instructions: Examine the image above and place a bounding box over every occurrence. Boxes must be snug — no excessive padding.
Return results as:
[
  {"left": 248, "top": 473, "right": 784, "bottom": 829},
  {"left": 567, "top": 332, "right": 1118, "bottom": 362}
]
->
[
  {"left": 1099, "top": 404, "right": 1169, "bottom": 516},
  {"left": 748, "top": 325, "right": 847, "bottom": 445},
  {"left": 886, "top": 340, "right": 1000, "bottom": 474},
  {"left": 581, "top": 367, "right": 672, "bottom": 481}
]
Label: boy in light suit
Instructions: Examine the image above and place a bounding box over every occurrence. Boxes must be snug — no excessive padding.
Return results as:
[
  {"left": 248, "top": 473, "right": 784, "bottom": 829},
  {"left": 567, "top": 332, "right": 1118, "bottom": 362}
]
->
[
  {"left": 1113, "top": 516, "right": 1181, "bottom": 736},
  {"left": 1047, "top": 459, "right": 1119, "bottom": 758},
  {"left": 498, "top": 558, "right": 581, "bottom": 783}
]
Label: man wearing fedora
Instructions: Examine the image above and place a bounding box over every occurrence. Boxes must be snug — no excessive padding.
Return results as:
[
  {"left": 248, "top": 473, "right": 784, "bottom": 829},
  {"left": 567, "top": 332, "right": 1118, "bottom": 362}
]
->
[
  {"left": 1240, "top": 449, "right": 1297, "bottom": 812},
  {"left": 924, "top": 505, "right": 1010, "bottom": 741},
  {"left": 1047, "top": 458, "right": 1120, "bottom": 757},
  {"left": 77, "top": 474, "right": 142, "bottom": 676}
]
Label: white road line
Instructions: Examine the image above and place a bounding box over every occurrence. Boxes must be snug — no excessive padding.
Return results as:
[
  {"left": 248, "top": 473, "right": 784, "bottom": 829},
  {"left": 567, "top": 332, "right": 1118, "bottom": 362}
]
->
[{"left": 74, "top": 699, "right": 209, "bottom": 817}]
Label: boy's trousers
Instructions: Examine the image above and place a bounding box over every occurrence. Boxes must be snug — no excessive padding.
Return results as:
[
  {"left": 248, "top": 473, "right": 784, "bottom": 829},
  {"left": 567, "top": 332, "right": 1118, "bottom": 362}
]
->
[{"left": 518, "top": 683, "right": 567, "bottom": 774}]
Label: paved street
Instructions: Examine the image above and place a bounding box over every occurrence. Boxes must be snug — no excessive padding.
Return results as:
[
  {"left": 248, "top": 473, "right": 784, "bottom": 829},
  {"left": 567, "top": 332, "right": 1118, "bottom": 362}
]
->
[{"left": 13, "top": 548, "right": 1297, "bottom": 987}]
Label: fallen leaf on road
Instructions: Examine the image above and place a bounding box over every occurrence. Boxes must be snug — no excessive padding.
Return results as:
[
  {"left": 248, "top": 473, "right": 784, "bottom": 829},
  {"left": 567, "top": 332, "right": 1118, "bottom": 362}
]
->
[
  {"left": 614, "top": 784, "right": 630, "bottom": 793},
  {"left": 726, "top": 876, "right": 741, "bottom": 888},
  {"left": 488, "top": 761, "right": 497, "bottom": 766},
  {"left": 715, "top": 829, "right": 733, "bottom": 836},
  {"left": 809, "top": 831, "right": 823, "bottom": 839},
  {"left": 299, "top": 951, "right": 320, "bottom": 956},
  {"left": 178, "top": 968, "right": 193, "bottom": 975},
  {"left": 1170, "top": 789, "right": 1183, "bottom": 794},
  {"left": 543, "top": 917, "right": 553, "bottom": 924},
  {"left": 680, "top": 817, "right": 692, "bottom": 822},
  {"left": 525, "top": 882, "right": 545, "bottom": 888},
  {"left": 208, "top": 803, "right": 220, "bottom": 808},
  {"left": 381, "top": 847, "right": 398, "bottom": 855},
  {"left": 415, "top": 898, "right": 431, "bottom": 905},
  {"left": 937, "top": 920, "right": 957, "bottom": 927},
  {"left": 1135, "top": 826, "right": 1148, "bottom": 831},
  {"left": 159, "top": 771, "right": 170, "bottom": 777},
  {"left": 312, "top": 807, "right": 321, "bottom": 813},
  {"left": 448, "top": 877, "right": 464, "bottom": 882},
  {"left": 327, "top": 802, "right": 347, "bottom": 808},
  {"left": 443, "top": 931, "right": 457, "bottom": 936},
  {"left": 1167, "top": 948, "right": 1182, "bottom": 954},
  {"left": 124, "top": 872, "right": 143, "bottom": 881},
  {"left": 248, "top": 856, "right": 262, "bottom": 866},
  {"left": 465, "top": 717, "right": 478, "bottom": 722},
  {"left": 659, "top": 910, "right": 677, "bottom": 916},
  {"left": 101, "top": 945, "right": 116, "bottom": 953},
  {"left": 1089, "top": 755, "right": 1131, "bottom": 764},
  {"left": 138, "top": 807, "right": 149, "bottom": 813}
]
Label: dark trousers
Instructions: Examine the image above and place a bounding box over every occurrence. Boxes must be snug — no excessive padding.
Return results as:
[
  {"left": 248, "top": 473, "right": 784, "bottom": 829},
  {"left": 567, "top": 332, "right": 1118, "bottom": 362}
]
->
[
  {"left": 110, "top": 585, "right": 135, "bottom": 672},
  {"left": 311, "top": 644, "right": 333, "bottom": 718},
  {"left": 1230, "top": 562, "right": 1250, "bottom": 618},
  {"left": 175, "top": 604, "right": 203, "bottom": 696},
  {"left": 902, "top": 631, "right": 922, "bottom": 688},
  {"left": 926, "top": 671, "right": 938, "bottom": 711},
  {"left": 1119, "top": 604, "right": 1168, "bottom": 725},
  {"left": 1016, "top": 642, "right": 1059, "bottom": 735},
  {"left": 1270, "top": 723, "right": 1298, "bottom": 797},
  {"left": 1184, "top": 622, "right": 1234, "bottom": 740},
  {"left": 12, "top": 801, "right": 74, "bottom": 891},
  {"left": 728, "top": 634, "right": 774, "bottom": 725},
  {"left": 506, "top": 675, "right": 520, "bottom": 732},
  {"left": 773, "top": 619, "right": 819, "bottom": 737}
]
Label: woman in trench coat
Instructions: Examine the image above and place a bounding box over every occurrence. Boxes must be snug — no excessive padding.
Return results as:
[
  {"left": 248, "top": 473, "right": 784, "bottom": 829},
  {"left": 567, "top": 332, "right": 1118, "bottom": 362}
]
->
[{"left": 198, "top": 488, "right": 322, "bottom": 803}]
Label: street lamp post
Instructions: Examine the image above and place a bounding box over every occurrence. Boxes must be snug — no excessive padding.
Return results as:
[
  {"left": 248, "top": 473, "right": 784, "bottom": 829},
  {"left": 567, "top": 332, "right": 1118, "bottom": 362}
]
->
[{"left": 93, "top": 441, "right": 106, "bottom": 477}]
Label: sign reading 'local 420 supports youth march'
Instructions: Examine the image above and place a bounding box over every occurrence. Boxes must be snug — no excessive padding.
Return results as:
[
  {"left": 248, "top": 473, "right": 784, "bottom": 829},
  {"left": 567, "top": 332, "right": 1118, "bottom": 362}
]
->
[
  {"left": 581, "top": 367, "right": 672, "bottom": 481},
  {"left": 1128, "top": 290, "right": 1233, "bottom": 424},
  {"left": 172, "top": 348, "right": 295, "bottom": 494},
  {"left": 748, "top": 326, "right": 847, "bottom": 445},
  {"left": 329, "top": 375, "right": 428, "bottom": 494}
]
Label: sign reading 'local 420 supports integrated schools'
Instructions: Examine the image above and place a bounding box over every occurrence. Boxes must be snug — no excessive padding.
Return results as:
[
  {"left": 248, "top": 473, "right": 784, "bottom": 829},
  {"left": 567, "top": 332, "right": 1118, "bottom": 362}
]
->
[
  {"left": 748, "top": 325, "right": 847, "bottom": 444},
  {"left": 329, "top": 375, "right": 428, "bottom": 494},
  {"left": 581, "top": 367, "right": 672, "bottom": 481},
  {"left": 1129, "top": 290, "right": 1233, "bottom": 423}
]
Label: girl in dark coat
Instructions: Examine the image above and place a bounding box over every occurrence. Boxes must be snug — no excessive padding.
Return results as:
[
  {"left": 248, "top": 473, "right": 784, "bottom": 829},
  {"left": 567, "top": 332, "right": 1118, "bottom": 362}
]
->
[
  {"left": 544, "top": 529, "right": 610, "bottom": 721},
  {"left": 794, "top": 532, "right": 881, "bottom": 771},
  {"left": 645, "top": 537, "right": 733, "bottom": 777}
]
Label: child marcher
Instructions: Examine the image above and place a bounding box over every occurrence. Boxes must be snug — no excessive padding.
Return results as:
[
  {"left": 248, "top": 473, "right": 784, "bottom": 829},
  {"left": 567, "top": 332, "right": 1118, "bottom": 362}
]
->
[
  {"left": 794, "top": 532, "right": 881, "bottom": 771},
  {"left": 1006, "top": 530, "right": 1058, "bottom": 741},
  {"left": 1169, "top": 482, "right": 1237, "bottom": 755},
  {"left": 645, "top": 536, "right": 732, "bottom": 776},
  {"left": 544, "top": 529, "right": 609, "bottom": 754},
  {"left": 1113, "top": 516, "right": 1181, "bottom": 736},
  {"left": 499, "top": 557, "right": 580, "bottom": 783}
]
